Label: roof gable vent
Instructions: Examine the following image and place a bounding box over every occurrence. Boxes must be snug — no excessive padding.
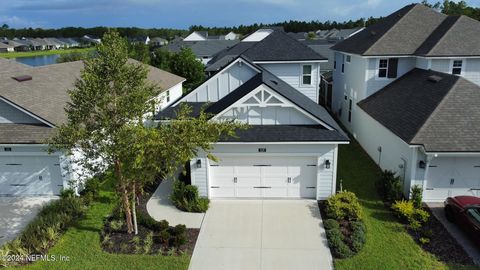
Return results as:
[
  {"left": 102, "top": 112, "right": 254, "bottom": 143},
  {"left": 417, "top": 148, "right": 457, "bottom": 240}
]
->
[
  {"left": 12, "top": 75, "right": 32, "bottom": 82},
  {"left": 427, "top": 75, "right": 442, "bottom": 83}
]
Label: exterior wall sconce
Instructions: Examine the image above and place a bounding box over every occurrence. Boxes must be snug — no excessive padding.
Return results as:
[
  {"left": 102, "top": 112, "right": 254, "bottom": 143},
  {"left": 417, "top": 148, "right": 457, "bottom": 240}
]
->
[
  {"left": 419, "top": 160, "right": 426, "bottom": 169},
  {"left": 196, "top": 159, "right": 202, "bottom": 168},
  {"left": 325, "top": 159, "right": 331, "bottom": 169}
]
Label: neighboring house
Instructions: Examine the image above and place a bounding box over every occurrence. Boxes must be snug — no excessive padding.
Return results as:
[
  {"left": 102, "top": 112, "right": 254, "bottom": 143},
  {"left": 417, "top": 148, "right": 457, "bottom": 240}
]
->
[
  {"left": 57, "top": 38, "right": 80, "bottom": 48},
  {"left": 4, "top": 40, "right": 30, "bottom": 52},
  {"left": 149, "top": 37, "right": 168, "bottom": 47},
  {"left": 224, "top": 31, "right": 240, "bottom": 40},
  {"left": 157, "top": 29, "right": 348, "bottom": 200},
  {"left": 184, "top": 31, "right": 209, "bottom": 41},
  {"left": 184, "top": 31, "right": 240, "bottom": 41},
  {"left": 330, "top": 3, "right": 480, "bottom": 202},
  {"left": 0, "top": 58, "right": 185, "bottom": 196},
  {"left": 129, "top": 36, "right": 150, "bottom": 45},
  {"left": 82, "top": 35, "right": 101, "bottom": 45},
  {"left": 301, "top": 39, "right": 337, "bottom": 73},
  {"left": 164, "top": 40, "right": 239, "bottom": 65},
  {"left": 0, "top": 42, "right": 14, "bottom": 53}
]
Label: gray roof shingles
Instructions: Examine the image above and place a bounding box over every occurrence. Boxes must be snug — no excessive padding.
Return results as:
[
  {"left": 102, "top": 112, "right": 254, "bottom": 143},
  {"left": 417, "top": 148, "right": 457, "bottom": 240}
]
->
[
  {"left": 205, "top": 30, "right": 327, "bottom": 72},
  {"left": 358, "top": 68, "right": 480, "bottom": 152},
  {"left": 331, "top": 4, "right": 480, "bottom": 57}
]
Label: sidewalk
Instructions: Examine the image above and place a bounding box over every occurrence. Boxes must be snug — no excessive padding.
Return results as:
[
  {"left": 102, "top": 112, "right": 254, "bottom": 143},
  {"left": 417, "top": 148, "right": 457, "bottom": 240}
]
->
[{"left": 146, "top": 180, "right": 205, "bottom": 229}]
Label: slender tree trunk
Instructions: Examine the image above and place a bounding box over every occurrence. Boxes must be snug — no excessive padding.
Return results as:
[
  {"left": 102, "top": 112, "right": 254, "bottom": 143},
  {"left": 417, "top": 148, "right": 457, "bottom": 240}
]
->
[
  {"left": 132, "top": 183, "right": 138, "bottom": 235},
  {"left": 115, "top": 159, "right": 134, "bottom": 234}
]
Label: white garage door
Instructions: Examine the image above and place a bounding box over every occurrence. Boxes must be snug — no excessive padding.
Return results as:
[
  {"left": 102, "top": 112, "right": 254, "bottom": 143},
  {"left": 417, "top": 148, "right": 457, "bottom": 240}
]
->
[
  {"left": 0, "top": 155, "right": 64, "bottom": 196},
  {"left": 209, "top": 156, "right": 317, "bottom": 198},
  {"left": 424, "top": 157, "right": 480, "bottom": 201}
]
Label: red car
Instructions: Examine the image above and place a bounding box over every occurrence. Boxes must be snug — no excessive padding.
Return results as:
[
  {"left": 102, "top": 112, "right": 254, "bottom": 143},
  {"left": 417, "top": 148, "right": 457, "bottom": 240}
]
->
[{"left": 444, "top": 196, "right": 480, "bottom": 245}]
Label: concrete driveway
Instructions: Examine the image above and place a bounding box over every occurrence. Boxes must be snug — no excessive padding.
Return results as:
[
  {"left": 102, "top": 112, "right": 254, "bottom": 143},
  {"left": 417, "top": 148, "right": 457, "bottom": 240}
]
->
[
  {"left": 189, "top": 200, "right": 333, "bottom": 270},
  {"left": 0, "top": 196, "right": 56, "bottom": 246}
]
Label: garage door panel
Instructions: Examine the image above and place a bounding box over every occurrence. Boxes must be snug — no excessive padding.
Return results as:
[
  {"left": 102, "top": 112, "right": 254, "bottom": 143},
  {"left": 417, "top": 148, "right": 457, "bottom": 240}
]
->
[
  {"left": 425, "top": 157, "right": 480, "bottom": 201},
  {"left": 209, "top": 156, "right": 317, "bottom": 199},
  {"left": 209, "top": 165, "right": 235, "bottom": 197},
  {"left": 0, "top": 156, "right": 63, "bottom": 196}
]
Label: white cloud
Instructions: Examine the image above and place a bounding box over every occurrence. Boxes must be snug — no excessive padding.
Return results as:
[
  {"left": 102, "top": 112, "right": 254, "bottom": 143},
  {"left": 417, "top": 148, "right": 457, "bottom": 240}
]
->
[{"left": 0, "top": 15, "right": 44, "bottom": 28}]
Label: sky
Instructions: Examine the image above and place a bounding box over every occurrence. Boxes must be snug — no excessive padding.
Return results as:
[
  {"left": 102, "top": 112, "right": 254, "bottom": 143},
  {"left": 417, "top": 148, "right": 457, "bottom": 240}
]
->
[{"left": 0, "top": 0, "right": 479, "bottom": 29}]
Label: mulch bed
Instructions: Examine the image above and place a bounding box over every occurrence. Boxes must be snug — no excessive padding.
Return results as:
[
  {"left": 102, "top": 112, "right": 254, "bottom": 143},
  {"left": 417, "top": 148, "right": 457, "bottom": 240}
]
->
[
  {"left": 101, "top": 178, "right": 200, "bottom": 256},
  {"left": 406, "top": 205, "right": 474, "bottom": 266}
]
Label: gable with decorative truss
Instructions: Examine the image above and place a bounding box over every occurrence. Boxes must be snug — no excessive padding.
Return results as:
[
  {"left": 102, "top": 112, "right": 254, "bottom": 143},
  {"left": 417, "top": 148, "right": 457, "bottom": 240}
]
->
[{"left": 214, "top": 85, "right": 319, "bottom": 125}]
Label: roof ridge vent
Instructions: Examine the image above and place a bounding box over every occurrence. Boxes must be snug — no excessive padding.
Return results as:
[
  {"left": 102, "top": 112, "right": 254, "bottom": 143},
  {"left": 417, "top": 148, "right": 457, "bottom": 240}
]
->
[
  {"left": 12, "top": 75, "right": 32, "bottom": 82},
  {"left": 427, "top": 75, "right": 442, "bottom": 83}
]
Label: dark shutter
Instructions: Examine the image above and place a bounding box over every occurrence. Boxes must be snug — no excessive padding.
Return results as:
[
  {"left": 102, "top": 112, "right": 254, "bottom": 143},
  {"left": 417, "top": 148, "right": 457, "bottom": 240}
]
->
[{"left": 387, "top": 58, "right": 398, "bottom": 78}]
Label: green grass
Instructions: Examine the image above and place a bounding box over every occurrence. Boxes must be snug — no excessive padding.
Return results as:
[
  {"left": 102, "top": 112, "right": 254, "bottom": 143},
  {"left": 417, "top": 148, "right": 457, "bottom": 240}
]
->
[
  {"left": 0, "top": 48, "right": 94, "bottom": 59},
  {"left": 20, "top": 178, "right": 190, "bottom": 270},
  {"left": 335, "top": 140, "right": 479, "bottom": 270}
]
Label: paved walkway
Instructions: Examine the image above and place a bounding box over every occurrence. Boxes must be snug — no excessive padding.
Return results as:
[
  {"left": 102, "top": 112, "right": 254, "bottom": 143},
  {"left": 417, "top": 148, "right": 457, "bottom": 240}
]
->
[
  {"left": 189, "top": 200, "right": 333, "bottom": 270},
  {"left": 427, "top": 203, "right": 480, "bottom": 265},
  {"left": 0, "top": 196, "right": 56, "bottom": 246},
  {"left": 146, "top": 180, "right": 205, "bottom": 228}
]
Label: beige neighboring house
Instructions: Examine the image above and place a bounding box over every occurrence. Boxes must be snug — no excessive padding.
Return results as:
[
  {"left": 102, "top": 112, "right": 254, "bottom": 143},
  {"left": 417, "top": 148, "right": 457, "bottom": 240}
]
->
[
  {"left": 0, "top": 42, "right": 14, "bottom": 53},
  {"left": 0, "top": 58, "right": 185, "bottom": 196}
]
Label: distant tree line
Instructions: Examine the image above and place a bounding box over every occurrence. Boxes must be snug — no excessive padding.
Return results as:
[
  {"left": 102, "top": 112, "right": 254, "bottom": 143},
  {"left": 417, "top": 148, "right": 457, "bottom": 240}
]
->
[
  {"left": 0, "top": 26, "right": 187, "bottom": 40},
  {"left": 189, "top": 17, "right": 381, "bottom": 35},
  {"left": 422, "top": 0, "right": 480, "bottom": 20}
]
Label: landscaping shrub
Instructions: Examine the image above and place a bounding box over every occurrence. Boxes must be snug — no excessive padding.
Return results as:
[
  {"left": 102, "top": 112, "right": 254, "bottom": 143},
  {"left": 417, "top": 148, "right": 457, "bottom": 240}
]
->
[
  {"left": 325, "top": 191, "right": 363, "bottom": 221},
  {"left": 376, "top": 170, "right": 403, "bottom": 203},
  {"left": 171, "top": 181, "right": 210, "bottom": 213},
  {"left": 350, "top": 221, "right": 367, "bottom": 253},
  {"left": 391, "top": 200, "right": 430, "bottom": 230},
  {"left": 137, "top": 211, "right": 169, "bottom": 232},
  {"left": 326, "top": 227, "right": 354, "bottom": 258},
  {"left": 60, "top": 188, "right": 75, "bottom": 198},
  {"left": 80, "top": 177, "right": 101, "bottom": 199},
  {"left": 323, "top": 219, "right": 340, "bottom": 231},
  {"left": 410, "top": 185, "right": 423, "bottom": 208},
  {"left": 169, "top": 224, "right": 187, "bottom": 249},
  {"left": 6, "top": 196, "right": 87, "bottom": 258}
]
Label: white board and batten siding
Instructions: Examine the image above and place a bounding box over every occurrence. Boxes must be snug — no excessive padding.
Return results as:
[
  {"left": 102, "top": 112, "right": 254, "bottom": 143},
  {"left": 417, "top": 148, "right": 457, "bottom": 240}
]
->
[
  {"left": 183, "top": 61, "right": 258, "bottom": 103},
  {"left": 259, "top": 63, "right": 320, "bottom": 102},
  {"left": 190, "top": 144, "right": 338, "bottom": 200}
]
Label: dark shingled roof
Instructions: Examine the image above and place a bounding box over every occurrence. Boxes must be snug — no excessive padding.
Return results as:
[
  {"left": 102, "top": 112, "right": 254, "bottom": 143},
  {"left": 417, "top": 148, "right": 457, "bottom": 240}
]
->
[
  {"left": 220, "top": 125, "right": 347, "bottom": 142},
  {"left": 0, "top": 123, "right": 54, "bottom": 144},
  {"left": 156, "top": 102, "right": 209, "bottom": 119},
  {"left": 358, "top": 68, "right": 480, "bottom": 152},
  {"left": 332, "top": 4, "right": 480, "bottom": 57},
  {"left": 205, "top": 30, "right": 326, "bottom": 72}
]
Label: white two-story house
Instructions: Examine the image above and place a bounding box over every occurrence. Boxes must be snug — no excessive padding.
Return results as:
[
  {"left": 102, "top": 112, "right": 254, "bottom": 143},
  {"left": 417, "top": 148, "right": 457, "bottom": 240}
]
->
[
  {"left": 157, "top": 29, "right": 349, "bottom": 200},
  {"left": 330, "top": 3, "right": 480, "bottom": 202}
]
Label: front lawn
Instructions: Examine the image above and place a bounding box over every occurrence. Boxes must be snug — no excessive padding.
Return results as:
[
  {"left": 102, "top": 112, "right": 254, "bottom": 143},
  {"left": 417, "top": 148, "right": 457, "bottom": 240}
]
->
[
  {"left": 21, "top": 179, "right": 190, "bottom": 270},
  {"left": 335, "top": 140, "right": 478, "bottom": 270},
  {"left": 0, "top": 48, "right": 94, "bottom": 59}
]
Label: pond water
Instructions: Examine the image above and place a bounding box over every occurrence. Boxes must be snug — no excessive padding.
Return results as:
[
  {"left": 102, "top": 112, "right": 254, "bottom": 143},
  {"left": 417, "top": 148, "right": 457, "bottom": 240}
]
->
[{"left": 15, "top": 54, "right": 61, "bottom": 67}]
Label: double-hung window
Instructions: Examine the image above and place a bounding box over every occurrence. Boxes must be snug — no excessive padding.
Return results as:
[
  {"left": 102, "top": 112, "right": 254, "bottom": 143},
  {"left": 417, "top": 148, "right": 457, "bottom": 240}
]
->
[
  {"left": 302, "top": 65, "right": 312, "bottom": 85},
  {"left": 452, "top": 60, "right": 463, "bottom": 75},
  {"left": 166, "top": 90, "right": 170, "bottom": 103},
  {"left": 378, "top": 59, "right": 388, "bottom": 78}
]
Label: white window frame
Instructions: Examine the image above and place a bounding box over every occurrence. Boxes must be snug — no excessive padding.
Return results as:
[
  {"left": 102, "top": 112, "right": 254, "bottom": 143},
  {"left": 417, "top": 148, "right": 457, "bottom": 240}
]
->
[
  {"left": 166, "top": 90, "right": 170, "bottom": 103},
  {"left": 300, "top": 64, "right": 313, "bottom": 86},
  {"left": 376, "top": 58, "right": 389, "bottom": 79},
  {"left": 346, "top": 55, "right": 351, "bottom": 63},
  {"left": 450, "top": 59, "right": 464, "bottom": 76}
]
